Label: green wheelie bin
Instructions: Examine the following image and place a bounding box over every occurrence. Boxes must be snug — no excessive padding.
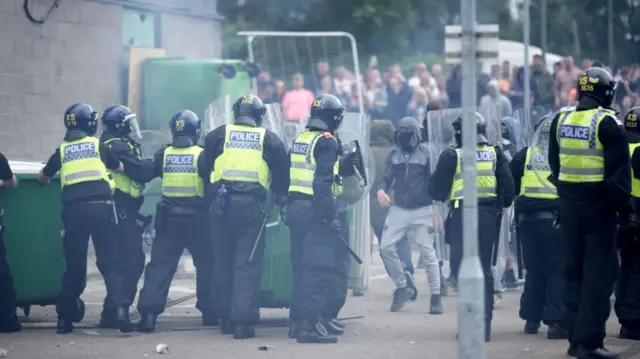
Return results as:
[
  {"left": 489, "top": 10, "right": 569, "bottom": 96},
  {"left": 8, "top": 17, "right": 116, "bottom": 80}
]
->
[{"left": 1, "top": 161, "right": 66, "bottom": 317}]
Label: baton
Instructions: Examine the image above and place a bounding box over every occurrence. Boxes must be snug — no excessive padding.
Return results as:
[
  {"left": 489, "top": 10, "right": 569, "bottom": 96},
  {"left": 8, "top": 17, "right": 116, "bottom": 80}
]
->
[
  {"left": 248, "top": 211, "right": 270, "bottom": 262},
  {"left": 514, "top": 213, "right": 524, "bottom": 280},
  {"left": 336, "top": 232, "right": 363, "bottom": 264},
  {"left": 492, "top": 189, "right": 504, "bottom": 266}
]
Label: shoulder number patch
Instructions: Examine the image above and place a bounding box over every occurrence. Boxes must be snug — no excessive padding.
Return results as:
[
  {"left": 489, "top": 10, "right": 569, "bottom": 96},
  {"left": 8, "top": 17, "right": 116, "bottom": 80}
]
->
[{"left": 323, "top": 132, "right": 334, "bottom": 139}]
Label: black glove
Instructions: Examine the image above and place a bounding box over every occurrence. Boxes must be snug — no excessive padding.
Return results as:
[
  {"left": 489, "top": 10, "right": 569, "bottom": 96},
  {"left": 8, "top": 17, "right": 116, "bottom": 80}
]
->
[
  {"left": 342, "top": 151, "right": 362, "bottom": 169},
  {"left": 619, "top": 212, "right": 640, "bottom": 243},
  {"left": 279, "top": 203, "right": 288, "bottom": 224}
]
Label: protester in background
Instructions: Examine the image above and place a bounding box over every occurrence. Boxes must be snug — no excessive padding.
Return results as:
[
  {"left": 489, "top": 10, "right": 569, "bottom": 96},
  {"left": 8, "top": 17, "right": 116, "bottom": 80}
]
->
[
  {"left": 274, "top": 80, "right": 286, "bottom": 104},
  {"left": 408, "top": 63, "right": 428, "bottom": 90},
  {"left": 407, "top": 87, "right": 429, "bottom": 122},
  {"left": 479, "top": 80, "right": 513, "bottom": 121},
  {"left": 314, "top": 60, "right": 331, "bottom": 93},
  {"left": 333, "top": 66, "right": 353, "bottom": 99},
  {"left": 554, "top": 56, "right": 581, "bottom": 107},
  {"left": 257, "top": 71, "right": 275, "bottom": 103},
  {"left": 385, "top": 75, "right": 411, "bottom": 126},
  {"left": 366, "top": 76, "right": 388, "bottom": 120},
  {"left": 431, "top": 64, "right": 444, "bottom": 83},
  {"left": 281, "top": 73, "right": 315, "bottom": 122},
  {"left": 581, "top": 58, "right": 592, "bottom": 71},
  {"left": 446, "top": 65, "right": 462, "bottom": 108},
  {"left": 436, "top": 78, "right": 449, "bottom": 108},
  {"left": 532, "top": 55, "right": 555, "bottom": 106},
  {"left": 501, "top": 60, "right": 512, "bottom": 82},
  {"left": 317, "top": 75, "right": 336, "bottom": 96},
  {"left": 509, "top": 66, "right": 538, "bottom": 109}
]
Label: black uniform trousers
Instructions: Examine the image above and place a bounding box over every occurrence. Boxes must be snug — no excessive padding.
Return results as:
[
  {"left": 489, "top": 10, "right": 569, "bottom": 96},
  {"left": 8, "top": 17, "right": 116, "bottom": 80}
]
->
[
  {"left": 102, "top": 202, "right": 145, "bottom": 315},
  {"left": 295, "top": 210, "right": 348, "bottom": 323},
  {"left": 287, "top": 201, "right": 312, "bottom": 321},
  {"left": 518, "top": 212, "right": 565, "bottom": 324},
  {"left": 615, "top": 237, "right": 640, "bottom": 329},
  {"left": 322, "top": 211, "right": 351, "bottom": 321},
  {"left": 56, "top": 201, "right": 125, "bottom": 317},
  {"left": 446, "top": 203, "right": 498, "bottom": 321},
  {"left": 210, "top": 195, "right": 265, "bottom": 324},
  {"left": 0, "top": 233, "right": 17, "bottom": 323},
  {"left": 559, "top": 200, "right": 618, "bottom": 350},
  {"left": 137, "top": 210, "right": 212, "bottom": 315}
]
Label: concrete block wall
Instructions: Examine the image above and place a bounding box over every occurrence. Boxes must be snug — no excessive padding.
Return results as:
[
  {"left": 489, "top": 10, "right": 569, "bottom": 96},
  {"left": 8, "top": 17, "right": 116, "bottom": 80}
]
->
[{"left": 0, "top": 0, "right": 221, "bottom": 161}]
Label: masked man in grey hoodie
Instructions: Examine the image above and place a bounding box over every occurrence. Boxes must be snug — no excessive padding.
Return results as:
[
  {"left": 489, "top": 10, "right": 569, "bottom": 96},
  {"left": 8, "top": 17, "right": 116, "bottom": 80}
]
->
[{"left": 377, "top": 117, "right": 443, "bottom": 314}]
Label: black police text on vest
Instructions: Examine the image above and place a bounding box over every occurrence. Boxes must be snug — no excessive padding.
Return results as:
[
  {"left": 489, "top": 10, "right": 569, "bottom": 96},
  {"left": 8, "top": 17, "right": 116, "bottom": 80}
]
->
[
  {"left": 559, "top": 125, "right": 590, "bottom": 140},
  {"left": 229, "top": 131, "right": 260, "bottom": 142}
]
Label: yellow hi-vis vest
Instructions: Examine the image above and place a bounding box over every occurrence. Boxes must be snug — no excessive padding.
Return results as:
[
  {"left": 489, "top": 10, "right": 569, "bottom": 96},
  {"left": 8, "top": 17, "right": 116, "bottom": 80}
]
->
[
  {"left": 629, "top": 143, "right": 640, "bottom": 198},
  {"left": 449, "top": 145, "right": 497, "bottom": 203},
  {"left": 519, "top": 147, "right": 558, "bottom": 199},
  {"left": 557, "top": 108, "right": 612, "bottom": 183},
  {"left": 103, "top": 138, "right": 143, "bottom": 198},
  {"left": 210, "top": 124, "right": 270, "bottom": 189},
  {"left": 289, "top": 131, "right": 343, "bottom": 197},
  {"left": 162, "top": 146, "right": 205, "bottom": 198},
  {"left": 59, "top": 137, "right": 115, "bottom": 194}
]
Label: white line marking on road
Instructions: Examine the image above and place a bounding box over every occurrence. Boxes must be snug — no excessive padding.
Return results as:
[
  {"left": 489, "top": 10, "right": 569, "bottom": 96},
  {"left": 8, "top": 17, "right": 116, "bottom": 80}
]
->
[{"left": 370, "top": 274, "right": 387, "bottom": 281}]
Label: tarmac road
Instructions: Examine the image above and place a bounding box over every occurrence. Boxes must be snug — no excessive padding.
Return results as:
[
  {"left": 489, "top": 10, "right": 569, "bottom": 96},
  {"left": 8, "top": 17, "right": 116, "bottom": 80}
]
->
[{"left": 1, "top": 255, "right": 638, "bottom": 359}]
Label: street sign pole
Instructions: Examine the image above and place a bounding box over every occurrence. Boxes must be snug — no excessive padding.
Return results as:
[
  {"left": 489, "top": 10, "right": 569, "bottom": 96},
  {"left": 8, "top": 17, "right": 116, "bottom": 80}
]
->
[{"left": 459, "top": 0, "right": 485, "bottom": 358}]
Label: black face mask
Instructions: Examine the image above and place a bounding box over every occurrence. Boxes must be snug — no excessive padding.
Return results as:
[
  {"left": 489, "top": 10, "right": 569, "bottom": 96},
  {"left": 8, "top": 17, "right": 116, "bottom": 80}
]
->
[{"left": 395, "top": 130, "right": 418, "bottom": 152}]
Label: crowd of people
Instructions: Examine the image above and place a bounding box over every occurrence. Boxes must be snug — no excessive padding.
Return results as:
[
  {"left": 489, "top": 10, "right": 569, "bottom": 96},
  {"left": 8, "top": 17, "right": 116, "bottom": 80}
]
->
[{"left": 255, "top": 56, "right": 640, "bottom": 126}]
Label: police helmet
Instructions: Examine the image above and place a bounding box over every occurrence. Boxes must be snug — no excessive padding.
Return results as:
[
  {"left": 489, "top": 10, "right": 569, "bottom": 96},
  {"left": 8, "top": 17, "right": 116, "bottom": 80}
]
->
[
  {"left": 169, "top": 110, "right": 201, "bottom": 142},
  {"left": 102, "top": 105, "right": 140, "bottom": 138},
  {"left": 452, "top": 112, "right": 488, "bottom": 143},
  {"left": 624, "top": 106, "right": 640, "bottom": 134},
  {"left": 233, "top": 94, "right": 266, "bottom": 127},
  {"left": 534, "top": 115, "right": 549, "bottom": 132},
  {"left": 307, "top": 94, "right": 345, "bottom": 133},
  {"left": 63, "top": 103, "right": 99, "bottom": 136},
  {"left": 577, "top": 67, "right": 617, "bottom": 108}
]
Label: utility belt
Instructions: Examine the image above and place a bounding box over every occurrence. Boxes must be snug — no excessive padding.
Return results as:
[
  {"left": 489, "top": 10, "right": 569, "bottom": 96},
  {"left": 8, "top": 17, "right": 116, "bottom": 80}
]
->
[
  {"left": 517, "top": 211, "right": 556, "bottom": 222},
  {"left": 289, "top": 199, "right": 313, "bottom": 208},
  {"left": 155, "top": 201, "right": 203, "bottom": 231}
]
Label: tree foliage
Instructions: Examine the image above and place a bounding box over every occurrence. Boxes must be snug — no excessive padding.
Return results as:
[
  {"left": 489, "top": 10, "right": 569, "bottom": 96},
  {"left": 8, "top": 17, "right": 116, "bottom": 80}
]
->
[{"left": 218, "top": 0, "right": 640, "bottom": 68}]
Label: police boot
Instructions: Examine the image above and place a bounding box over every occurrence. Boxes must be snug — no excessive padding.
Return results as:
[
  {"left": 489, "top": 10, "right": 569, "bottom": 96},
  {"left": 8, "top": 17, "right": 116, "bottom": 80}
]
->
[
  {"left": 219, "top": 318, "right": 236, "bottom": 335},
  {"left": 71, "top": 299, "right": 85, "bottom": 323},
  {"left": 296, "top": 320, "right": 338, "bottom": 344},
  {"left": 524, "top": 320, "right": 540, "bottom": 334},
  {"left": 569, "top": 345, "right": 620, "bottom": 359},
  {"left": 98, "top": 308, "right": 118, "bottom": 329},
  {"left": 56, "top": 317, "right": 73, "bottom": 334},
  {"left": 619, "top": 325, "right": 640, "bottom": 340},
  {"left": 0, "top": 315, "right": 21, "bottom": 333},
  {"left": 136, "top": 313, "right": 157, "bottom": 333},
  {"left": 429, "top": 295, "right": 444, "bottom": 315},
  {"left": 288, "top": 321, "right": 301, "bottom": 339},
  {"left": 547, "top": 323, "right": 570, "bottom": 340},
  {"left": 323, "top": 319, "right": 344, "bottom": 335},
  {"left": 115, "top": 306, "right": 134, "bottom": 333},
  {"left": 233, "top": 325, "right": 256, "bottom": 339},
  {"left": 202, "top": 313, "right": 218, "bottom": 327}
]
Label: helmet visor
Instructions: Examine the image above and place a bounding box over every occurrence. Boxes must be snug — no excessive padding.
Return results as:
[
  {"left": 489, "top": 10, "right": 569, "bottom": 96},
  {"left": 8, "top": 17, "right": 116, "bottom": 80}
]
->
[{"left": 125, "top": 113, "right": 142, "bottom": 140}]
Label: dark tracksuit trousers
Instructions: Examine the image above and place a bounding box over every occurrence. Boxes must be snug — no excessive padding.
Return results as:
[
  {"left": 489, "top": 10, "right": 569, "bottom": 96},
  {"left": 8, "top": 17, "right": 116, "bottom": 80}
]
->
[
  {"left": 57, "top": 201, "right": 125, "bottom": 318},
  {"left": 0, "top": 232, "right": 18, "bottom": 325},
  {"left": 518, "top": 212, "right": 565, "bottom": 324},
  {"left": 210, "top": 195, "right": 265, "bottom": 325},
  {"left": 137, "top": 206, "right": 212, "bottom": 316},
  {"left": 102, "top": 198, "right": 145, "bottom": 317},
  {"left": 559, "top": 200, "right": 618, "bottom": 350},
  {"left": 615, "top": 236, "right": 640, "bottom": 330},
  {"left": 447, "top": 204, "right": 498, "bottom": 322}
]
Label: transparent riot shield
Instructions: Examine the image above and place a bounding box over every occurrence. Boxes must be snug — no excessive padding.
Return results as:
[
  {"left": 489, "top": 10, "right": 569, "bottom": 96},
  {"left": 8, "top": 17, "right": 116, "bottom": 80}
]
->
[
  {"left": 205, "top": 94, "right": 233, "bottom": 132},
  {"left": 499, "top": 115, "right": 525, "bottom": 156},
  {"left": 336, "top": 112, "right": 376, "bottom": 212},
  {"left": 530, "top": 114, "right": 556, "bottom": 189},
  {"left": 263, "top": 103, "right": 286, "bottom": 140},
  {"left": 512, "top": 105, "right": 556, "bottom": 147},
  {"left": 283, "top": 117, "right": 307, "bottom": 151}
]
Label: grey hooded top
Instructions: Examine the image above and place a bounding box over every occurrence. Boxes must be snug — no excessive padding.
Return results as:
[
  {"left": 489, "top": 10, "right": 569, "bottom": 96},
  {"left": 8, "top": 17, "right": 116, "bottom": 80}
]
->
[{"left": 378, "top": 117, "right": 434, "bottom": 209}]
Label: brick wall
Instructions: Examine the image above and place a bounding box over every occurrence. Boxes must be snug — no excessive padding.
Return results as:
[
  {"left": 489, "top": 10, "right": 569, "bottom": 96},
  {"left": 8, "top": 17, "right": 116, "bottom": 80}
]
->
[{"left": 0, "top": 0, "right": 221, "bottom": 161}]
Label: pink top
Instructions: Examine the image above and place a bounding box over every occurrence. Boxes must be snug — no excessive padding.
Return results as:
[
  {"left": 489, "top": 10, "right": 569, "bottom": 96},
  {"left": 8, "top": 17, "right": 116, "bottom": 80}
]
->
[{"left": 281, "top": 89, "right": 315, "bottom": 121}]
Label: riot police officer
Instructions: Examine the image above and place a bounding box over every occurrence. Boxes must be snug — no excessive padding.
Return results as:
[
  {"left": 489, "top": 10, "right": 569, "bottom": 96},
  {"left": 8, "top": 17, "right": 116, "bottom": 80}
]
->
[
  {"left": 99, "top": 105, "right": 147, "bottom": 328},
  {"left": 201, "top": 94, "right": 290, "bottom": 339},
  {"left": 428, "top": 113, "right": 515, "bottom": 342},
  {"left": 547, "top": 67, "right": 630, "bottom": 358},
  {"left": 0, "top": 154, "right": 19, "bottom": 333},
  {"left": 509, "top": 115, "right": 567, "bottom": 339},
  {"left": 287, "top": 94, "right": 359, "bottom": 344},
  {"left": 615, "top": 106, "right": 640, "bottom": 340},
  {"left": 37, "top": 103, "right": 132, "bottom": 333},
  {"left": 136, "top": 110, "right": 214, "bottom": 332}
]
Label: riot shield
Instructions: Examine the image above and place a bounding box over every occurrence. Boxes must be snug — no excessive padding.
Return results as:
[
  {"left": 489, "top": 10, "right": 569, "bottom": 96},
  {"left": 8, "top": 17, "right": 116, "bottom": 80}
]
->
[
  {"left": 336, "top": 112, "right": 376, "bottom": 212},
  {"left": 530, "top": 114, "right": 555, "bottom": 189},
  {"left": 283, "top": 117, "right": 307, "bottom": 150},
  {"left": 512, "top": 105, "right": 556, "bottom": 147},
  {"left": 205, "top": 94, "right": 233, "bottom": 133},
  {"left": 138, "top": 129, "right": 171, "bottom": 197},
  {"left": 263, "top": 103, "right": 286, "bottom": 140}
]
